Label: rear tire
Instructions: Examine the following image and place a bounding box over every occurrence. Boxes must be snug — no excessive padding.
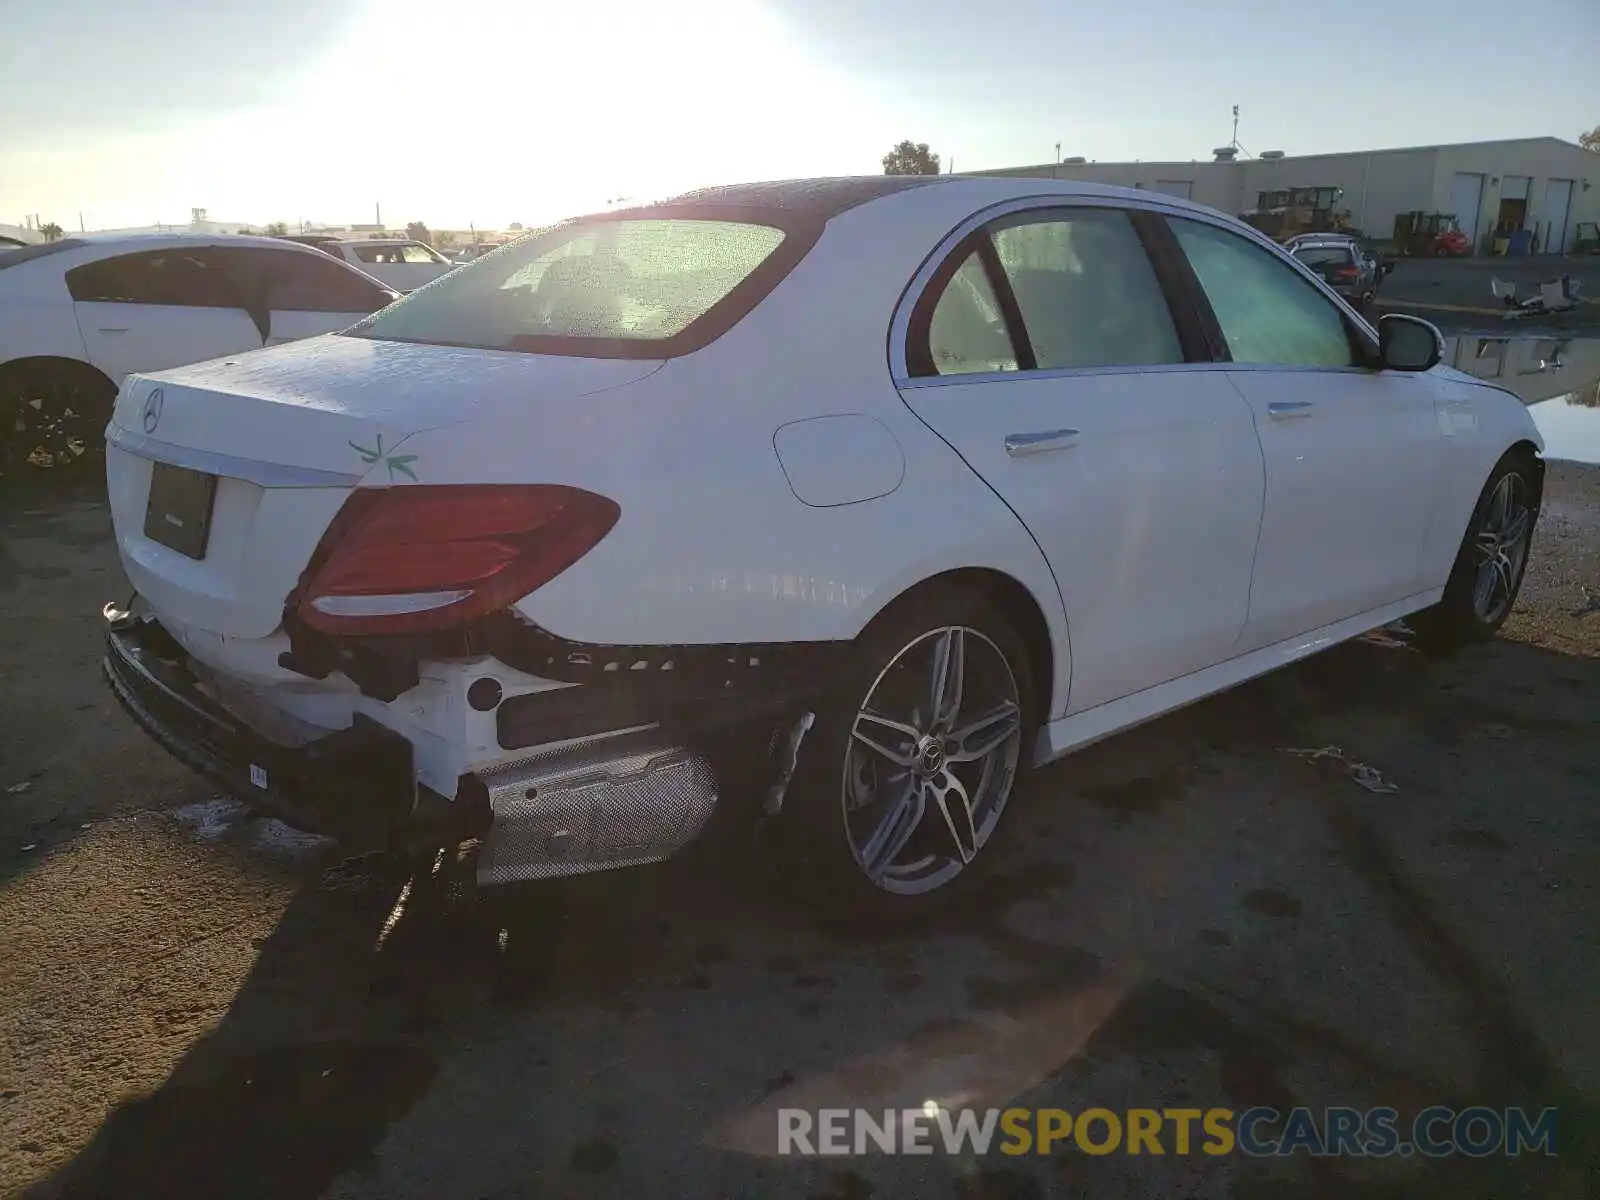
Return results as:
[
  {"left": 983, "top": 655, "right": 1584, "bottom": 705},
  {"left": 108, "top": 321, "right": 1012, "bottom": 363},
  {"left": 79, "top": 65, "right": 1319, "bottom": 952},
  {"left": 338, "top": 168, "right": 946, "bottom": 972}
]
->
[
  {"left": 1408, "top": 451, "right": 1539, "bottom": 652},
  {"left": 770, "top": 585, "right": 1036, "bottom": 922},
  {"left": 0, "top": 362, "right": 116, "bottom": 480}
]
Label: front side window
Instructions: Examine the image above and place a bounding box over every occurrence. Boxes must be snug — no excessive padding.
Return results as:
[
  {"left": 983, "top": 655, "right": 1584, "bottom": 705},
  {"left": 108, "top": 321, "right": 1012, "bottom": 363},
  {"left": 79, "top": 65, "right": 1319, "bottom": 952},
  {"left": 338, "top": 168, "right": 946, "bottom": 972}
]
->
[
  {"left": 66, "top": 249, "right": 238, "bottom": 307},
  {"left": 351, "top": 244, "right": 404, "bottom": 264},
  {"left": 348, "top": 216, "right": 793, "bottom": 355},
  {"left": 1170, "top": 219, "right": 1355, "bottom": 367},
  {"left": 399, "top": 243, "right": 444, "bottom": 264},
  {"left": 991, "top": 210, "right": 1182, "bottom": 370}
]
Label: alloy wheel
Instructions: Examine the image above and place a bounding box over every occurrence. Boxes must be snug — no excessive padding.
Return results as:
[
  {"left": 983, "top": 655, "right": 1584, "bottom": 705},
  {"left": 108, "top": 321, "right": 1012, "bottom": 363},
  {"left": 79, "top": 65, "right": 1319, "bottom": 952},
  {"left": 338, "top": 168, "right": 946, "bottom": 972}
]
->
[
  {"left": 5, "top": 377, "right": 98, "bottom": 471},
  {"left": 1471, "top": 472, "right": 1532, "bottom": 624},
  {"left": 841, "top": 625, "right": 1023, "bottom": 894}
]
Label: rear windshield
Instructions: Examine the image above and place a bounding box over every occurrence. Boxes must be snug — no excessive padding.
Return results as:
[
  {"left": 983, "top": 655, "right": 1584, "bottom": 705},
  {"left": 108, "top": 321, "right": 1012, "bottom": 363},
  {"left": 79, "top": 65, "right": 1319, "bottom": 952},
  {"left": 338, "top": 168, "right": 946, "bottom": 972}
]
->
[
  {"left": 345, "top": 216, "right": 798, "bottom": 358},
  {"left": 1293, "top": 246, "right": 1355, "bottom": 267}
]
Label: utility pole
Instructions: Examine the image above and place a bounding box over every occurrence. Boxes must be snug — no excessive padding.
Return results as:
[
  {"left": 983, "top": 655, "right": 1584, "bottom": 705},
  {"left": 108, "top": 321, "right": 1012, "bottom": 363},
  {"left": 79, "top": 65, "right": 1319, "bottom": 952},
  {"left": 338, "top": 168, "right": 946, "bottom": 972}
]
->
[
  {"left": 375, "top": 201, "right": 381, "bottom": 229},
  {"left": 1231, "top": 105, "right": 1240, "bottom": 151},
  {"left": 78, "top": 212, "right": 85, "bottom": 232}
]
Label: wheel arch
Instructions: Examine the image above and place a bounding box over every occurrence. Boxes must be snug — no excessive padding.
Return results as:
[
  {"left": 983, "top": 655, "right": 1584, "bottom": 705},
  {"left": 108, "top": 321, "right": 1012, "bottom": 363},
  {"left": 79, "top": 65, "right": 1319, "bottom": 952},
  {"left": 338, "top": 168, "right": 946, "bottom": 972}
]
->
[
  {"left": 1506, "top": 438, "right": 1544, "bottom": 503},
  {"left": 0, "top": 354, "right": 117, "bottom": 397},
  {"left": 854, "top": 566, "right": 1059, "bottom": 722}
]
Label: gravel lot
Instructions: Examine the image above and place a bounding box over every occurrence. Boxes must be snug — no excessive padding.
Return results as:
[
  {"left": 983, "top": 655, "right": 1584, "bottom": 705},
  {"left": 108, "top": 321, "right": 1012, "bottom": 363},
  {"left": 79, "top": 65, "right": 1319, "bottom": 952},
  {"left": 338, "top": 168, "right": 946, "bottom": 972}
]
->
[{"left": 1, "top": 462, "right": 1596, "bottom": 1200}]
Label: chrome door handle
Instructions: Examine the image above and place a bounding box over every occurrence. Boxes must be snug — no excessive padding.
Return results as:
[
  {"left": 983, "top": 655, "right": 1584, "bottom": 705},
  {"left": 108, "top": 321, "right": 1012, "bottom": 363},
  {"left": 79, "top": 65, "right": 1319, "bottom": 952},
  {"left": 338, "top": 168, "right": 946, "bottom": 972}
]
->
[
  {"left": 1267, "top": 401, "right": 1315, "bottom": 418},
  {"left": 97, "top": 327, "right": 128, "bottom": 334},
  {"left": 1004, "top": 428, "right": 1081, "bottom": 457}
]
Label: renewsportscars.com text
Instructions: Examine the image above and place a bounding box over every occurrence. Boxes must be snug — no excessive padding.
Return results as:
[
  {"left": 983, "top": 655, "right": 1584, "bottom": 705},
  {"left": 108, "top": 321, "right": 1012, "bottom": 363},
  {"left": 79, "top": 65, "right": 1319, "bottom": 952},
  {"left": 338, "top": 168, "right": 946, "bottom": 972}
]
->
[{"left": 777, "top": 1106, "right": 1559, "bottom": 1158}]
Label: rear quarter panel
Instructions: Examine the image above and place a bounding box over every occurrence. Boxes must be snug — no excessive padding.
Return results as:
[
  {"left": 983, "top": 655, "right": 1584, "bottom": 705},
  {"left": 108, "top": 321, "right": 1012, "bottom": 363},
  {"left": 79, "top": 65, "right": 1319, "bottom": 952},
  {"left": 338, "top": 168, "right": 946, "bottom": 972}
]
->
[
  {"left": 370, "top": 187, "right": 1075, "bottom": 715},
  {"left": 0, "top": 268, "right": 88, "bottom": 368}
]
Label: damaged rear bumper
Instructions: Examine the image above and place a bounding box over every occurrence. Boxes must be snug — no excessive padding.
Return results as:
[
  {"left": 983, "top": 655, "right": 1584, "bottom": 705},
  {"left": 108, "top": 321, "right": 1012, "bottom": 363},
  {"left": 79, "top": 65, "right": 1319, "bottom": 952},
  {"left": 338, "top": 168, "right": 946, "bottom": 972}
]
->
[
  {"left": 103, "top": 611, "right": 477, "bottom": 854},
  {"left": 102, "top": 608, "right": 825, "bottom": 884}
]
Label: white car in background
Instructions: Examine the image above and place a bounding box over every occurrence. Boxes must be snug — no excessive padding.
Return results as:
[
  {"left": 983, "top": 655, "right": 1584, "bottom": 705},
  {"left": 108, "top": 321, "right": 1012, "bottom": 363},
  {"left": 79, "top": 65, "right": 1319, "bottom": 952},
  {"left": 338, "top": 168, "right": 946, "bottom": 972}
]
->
[
  {"left": 451, "top": 243, "right": 508, "bottom": 266},
  {"left": 318, "top": 239, "right": 455, "bottom": 293},
  {"left": 101, "top": 177, "right": 1543, "bottom": 916},
  {"left": 1, "top": 234, "right": 397, "bottom": 472}
]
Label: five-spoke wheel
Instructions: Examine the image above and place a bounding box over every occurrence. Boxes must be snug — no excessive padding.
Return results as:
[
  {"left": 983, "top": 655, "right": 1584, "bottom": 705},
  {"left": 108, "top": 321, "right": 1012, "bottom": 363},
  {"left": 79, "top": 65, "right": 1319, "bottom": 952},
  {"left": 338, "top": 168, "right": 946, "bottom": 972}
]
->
[
  {"left": 1410, "top": 451, "right": 1539, "bottom": 650},
  {"left": 843, "top": 625, "right": 1024, "bottom": 894},
  {"left": 776, "top": 589, "right": 1034, "bottom": 917}
]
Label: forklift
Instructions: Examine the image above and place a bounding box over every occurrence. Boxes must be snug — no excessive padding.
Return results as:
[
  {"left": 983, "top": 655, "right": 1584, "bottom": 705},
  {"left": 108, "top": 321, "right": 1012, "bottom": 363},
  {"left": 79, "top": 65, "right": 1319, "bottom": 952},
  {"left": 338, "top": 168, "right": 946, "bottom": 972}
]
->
[{"left": 1393, "top": 212, "right": 1470, "bottom": 257}]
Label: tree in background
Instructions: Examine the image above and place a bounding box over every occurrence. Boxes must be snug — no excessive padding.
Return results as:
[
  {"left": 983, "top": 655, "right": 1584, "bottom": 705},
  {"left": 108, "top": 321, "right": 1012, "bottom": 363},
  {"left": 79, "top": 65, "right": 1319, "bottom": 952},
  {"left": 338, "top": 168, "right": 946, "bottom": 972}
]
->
[
  {"left": 264, "top": 221, "right": 288, "bottom": 236},
  {"left": 406, "top": 221, "right": 432, "bottom": 246},
  {"left": 509, "top": 222, "right": 524, "bottom": 231},
  {"left": 1580, "top": 125, "right": 1600, "bottom": 152},
  {"left": 436, "top": 230, "right": 459, "bottom": 250},
  {"left": 882, "top": 141, "right": 941, "bottom": 176},
  {"left": 38, "top": 222, "right": 63, "bottom": 242}
]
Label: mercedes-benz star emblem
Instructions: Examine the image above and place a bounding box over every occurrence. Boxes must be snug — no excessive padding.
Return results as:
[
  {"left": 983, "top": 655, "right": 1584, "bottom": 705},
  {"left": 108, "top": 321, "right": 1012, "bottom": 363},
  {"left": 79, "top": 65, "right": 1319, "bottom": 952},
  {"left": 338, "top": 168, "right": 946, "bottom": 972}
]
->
[{"left": 141, "top": 388, "right": 164, "bottom": 434}]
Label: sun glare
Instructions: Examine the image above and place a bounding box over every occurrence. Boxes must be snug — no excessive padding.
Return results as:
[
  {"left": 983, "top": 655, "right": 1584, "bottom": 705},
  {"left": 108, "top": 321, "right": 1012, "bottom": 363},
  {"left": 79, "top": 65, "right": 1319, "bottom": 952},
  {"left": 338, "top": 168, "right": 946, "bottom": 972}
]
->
[{"left": 212, "top": 0, "right": 886, "bottom": 228}]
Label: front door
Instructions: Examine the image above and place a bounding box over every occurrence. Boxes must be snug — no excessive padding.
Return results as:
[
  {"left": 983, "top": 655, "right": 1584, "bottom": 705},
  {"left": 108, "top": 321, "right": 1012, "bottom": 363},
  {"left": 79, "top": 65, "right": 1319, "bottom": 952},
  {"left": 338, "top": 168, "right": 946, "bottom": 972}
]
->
[
  {"left": 1166, "top": 216, "right": 1441, "bottom": 651},
  {"left": 895, "top": 205, "right": 1265, "bottom": 715},
  {"left": 66, "top": 248, "right": 262, "bottom": 383}
]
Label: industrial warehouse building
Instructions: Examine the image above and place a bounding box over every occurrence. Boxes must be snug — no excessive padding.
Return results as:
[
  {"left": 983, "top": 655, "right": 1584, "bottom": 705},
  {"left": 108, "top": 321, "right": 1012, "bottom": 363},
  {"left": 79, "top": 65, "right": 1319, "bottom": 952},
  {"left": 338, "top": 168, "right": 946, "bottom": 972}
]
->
[{"left": 978, "top": 137, "right": 1598, "bottom": 254}]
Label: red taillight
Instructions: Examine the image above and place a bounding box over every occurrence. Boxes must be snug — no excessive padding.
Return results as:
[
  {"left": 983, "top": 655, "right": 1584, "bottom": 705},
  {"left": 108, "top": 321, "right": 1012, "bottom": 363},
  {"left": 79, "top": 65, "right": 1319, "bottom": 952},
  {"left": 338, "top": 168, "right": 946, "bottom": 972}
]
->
[
  {"left": 298, "top": 485, "right": 620, "bottom": 634},
  {"left": 1330, "top": 266, "right": 1359, "bottom": 280}
]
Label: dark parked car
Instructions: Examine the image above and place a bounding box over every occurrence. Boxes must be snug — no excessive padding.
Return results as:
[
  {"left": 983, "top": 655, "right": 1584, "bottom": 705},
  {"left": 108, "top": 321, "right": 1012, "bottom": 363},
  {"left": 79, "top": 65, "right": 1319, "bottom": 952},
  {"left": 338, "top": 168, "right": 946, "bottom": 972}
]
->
[{"left": 1291, "top": 239, "right": 1384, "bottom": 311}]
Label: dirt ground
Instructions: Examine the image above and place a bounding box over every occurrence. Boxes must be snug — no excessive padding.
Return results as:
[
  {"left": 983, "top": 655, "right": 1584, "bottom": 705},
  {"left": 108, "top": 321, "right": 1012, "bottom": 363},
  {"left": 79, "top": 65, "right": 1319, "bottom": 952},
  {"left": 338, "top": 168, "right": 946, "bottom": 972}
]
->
[{"left": 1, "top": 466, "right": 1596, "bottom": 1200}]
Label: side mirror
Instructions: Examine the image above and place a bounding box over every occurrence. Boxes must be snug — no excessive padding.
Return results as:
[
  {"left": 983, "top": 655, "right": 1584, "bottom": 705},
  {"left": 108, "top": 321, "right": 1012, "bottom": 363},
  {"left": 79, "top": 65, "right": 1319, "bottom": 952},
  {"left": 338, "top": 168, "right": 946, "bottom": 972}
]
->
[{"left": 1377, "top": 313, "right": 1443, "bottom": 371}]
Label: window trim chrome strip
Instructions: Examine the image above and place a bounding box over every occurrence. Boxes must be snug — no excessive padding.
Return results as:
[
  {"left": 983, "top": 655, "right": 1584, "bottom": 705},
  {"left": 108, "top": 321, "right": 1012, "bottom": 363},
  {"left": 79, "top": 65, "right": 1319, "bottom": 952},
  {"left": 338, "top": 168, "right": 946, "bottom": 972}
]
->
[
  {"left": 106, "top": 424, "right": 365, "bottom": 488},
  {"left": 886, "top": 192, "right": 1378, "bottom": 386}
]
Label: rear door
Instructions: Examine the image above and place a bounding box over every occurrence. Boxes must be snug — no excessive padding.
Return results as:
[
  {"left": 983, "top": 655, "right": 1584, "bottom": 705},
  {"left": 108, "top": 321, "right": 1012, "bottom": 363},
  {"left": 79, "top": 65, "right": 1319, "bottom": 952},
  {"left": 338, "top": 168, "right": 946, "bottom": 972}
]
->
[
  {"left": 1164, "top": 216, "right": 1442, "bottom": 650},
  {"left": 67, "top": 248, "right": 262, "bottom": 383},
  {"left": 895, "top": 203, "right": 1265, "bottom": 715},
  {"left": 224, "top": 246, "right": 395, "bottom": 344}
]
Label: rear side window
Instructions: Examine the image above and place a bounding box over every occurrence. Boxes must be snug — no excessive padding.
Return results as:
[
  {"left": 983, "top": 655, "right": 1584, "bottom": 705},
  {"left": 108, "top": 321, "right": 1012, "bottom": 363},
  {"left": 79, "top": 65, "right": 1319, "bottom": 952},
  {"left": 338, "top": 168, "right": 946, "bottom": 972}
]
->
[
  {"left": 990, "top": 210, "right": 1182, "bottom": 370},
  {"left": 230, "top": 247, "right": 394, "bottom": 314},
  {"left": 347, "top": 216, "right": 802, "bottom": 357},
  {"left": 925, "top": 251, "right": 1018, "bottom": 376},
  {"left": 66, "top": 249, "right": 239, "bottom": 307},
  {"left": 399, "top": 243, "right": 443, "bottom": 264}
]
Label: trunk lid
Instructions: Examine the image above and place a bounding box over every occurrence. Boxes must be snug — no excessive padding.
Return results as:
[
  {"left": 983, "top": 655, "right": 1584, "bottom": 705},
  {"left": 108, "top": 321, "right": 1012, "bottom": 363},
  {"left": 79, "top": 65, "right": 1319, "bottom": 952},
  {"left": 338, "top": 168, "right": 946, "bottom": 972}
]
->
[{"left": 108, "top": 335, "right": 662, "bottom": 640}]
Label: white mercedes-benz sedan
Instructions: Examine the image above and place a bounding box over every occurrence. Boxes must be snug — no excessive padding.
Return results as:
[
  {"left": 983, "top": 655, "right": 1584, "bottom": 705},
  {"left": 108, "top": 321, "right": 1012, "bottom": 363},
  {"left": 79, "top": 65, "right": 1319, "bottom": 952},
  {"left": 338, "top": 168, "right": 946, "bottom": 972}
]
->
[
  {"left": 101, "top": 176, "right": 1543, "bottom": 915},
  {"left": 1, "top": 233, "right": 397, "bottom": 473}
]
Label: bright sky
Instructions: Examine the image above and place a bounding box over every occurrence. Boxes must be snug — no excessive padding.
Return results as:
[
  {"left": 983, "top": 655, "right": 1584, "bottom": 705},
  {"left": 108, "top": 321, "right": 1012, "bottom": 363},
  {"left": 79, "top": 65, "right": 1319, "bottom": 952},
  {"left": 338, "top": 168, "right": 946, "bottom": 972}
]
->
[{"left": 2, "top": 0, "right": 1596, "bottom": 231}]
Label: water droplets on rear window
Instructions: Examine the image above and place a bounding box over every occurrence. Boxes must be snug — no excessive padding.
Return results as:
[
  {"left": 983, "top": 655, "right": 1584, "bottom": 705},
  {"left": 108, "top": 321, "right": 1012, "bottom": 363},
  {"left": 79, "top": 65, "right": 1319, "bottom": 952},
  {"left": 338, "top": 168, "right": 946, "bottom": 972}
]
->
[{"left": 347, "top": 218, "right": 787, "bottom": 354}]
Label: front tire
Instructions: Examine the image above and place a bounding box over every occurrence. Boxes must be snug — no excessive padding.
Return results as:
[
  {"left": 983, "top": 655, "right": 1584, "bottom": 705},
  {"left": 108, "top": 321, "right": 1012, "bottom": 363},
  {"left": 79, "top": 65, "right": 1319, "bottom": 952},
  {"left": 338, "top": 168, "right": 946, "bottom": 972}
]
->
[
  {"left": 1409, "top": 451, "right": 1539, "bottom": 651},
  {"left": 773, "top": 586, "right": 1036, "bottom": 920}
]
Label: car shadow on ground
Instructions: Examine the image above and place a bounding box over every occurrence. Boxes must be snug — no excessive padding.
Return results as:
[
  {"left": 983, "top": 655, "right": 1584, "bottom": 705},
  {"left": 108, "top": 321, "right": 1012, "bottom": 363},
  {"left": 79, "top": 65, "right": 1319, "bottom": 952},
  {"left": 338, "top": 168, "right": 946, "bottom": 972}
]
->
[{"left": 19, "top": 633, "right": 1600, "bottom": 1200}]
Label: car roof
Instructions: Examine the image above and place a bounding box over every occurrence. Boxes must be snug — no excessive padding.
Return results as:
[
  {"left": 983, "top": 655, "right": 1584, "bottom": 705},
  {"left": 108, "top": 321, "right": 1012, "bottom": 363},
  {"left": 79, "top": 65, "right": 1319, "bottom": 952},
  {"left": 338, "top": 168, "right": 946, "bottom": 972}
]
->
[
  {"left": 336, "top": 238, "right": 423, "bottom": 246},
  {"left": 658, "top": 176, "right": 948, "bottom": 220},
  {"left": 1292, "top": 241, "right": 1356, "bottom": 251},
  {"left": 627, "top": 174, "right": 1242, "bottom": 230}
]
